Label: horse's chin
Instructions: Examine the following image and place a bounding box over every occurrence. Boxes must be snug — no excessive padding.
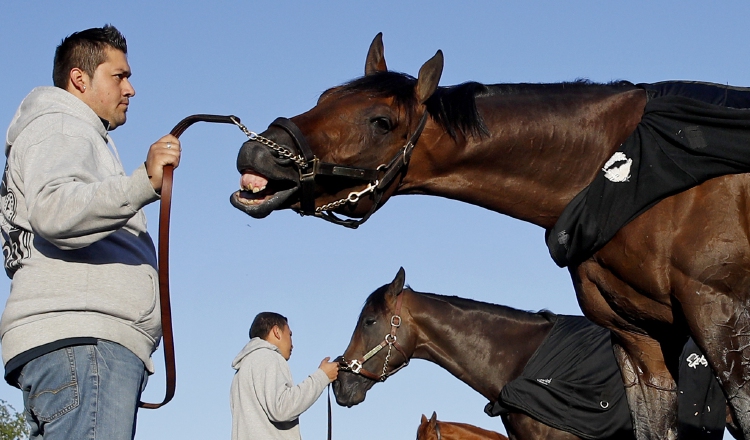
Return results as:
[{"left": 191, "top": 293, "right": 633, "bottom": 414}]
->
[
  {"left": 332, "top": 375, "right": 373, "bottom": 408},
  {"left": 230, "top": 185, "right": 298, "bottom": 218}
]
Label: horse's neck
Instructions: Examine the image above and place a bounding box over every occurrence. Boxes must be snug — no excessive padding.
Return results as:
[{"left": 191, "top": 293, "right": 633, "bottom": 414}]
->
[
  {"left": 402, "top": 85, "right": 647, "bottom": 229},
  {"left": 409, "top": 292, "right": 554, "bottom": 401}
]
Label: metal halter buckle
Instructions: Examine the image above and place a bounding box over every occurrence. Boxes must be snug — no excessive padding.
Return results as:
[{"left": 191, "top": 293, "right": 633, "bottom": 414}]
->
[{"left": 348, "top": 359, "right": 363, "bottom": 374}]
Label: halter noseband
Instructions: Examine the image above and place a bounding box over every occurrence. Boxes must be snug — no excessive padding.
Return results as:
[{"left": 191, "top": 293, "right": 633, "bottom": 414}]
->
[
  {"left": 245, "top": 112, "right": 429, "bottom": 229},
  {"left": 338, "top": 292, "right": 410, "bottom": 382}
]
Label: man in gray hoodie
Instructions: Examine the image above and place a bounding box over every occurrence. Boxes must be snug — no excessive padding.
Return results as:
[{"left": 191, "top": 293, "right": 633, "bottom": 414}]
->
[
  {"left": 0, "top": 24, "right": 181, "bottom": 440},
  {"left": 231, "top": 312, "right": 339, "bottom": 440}
]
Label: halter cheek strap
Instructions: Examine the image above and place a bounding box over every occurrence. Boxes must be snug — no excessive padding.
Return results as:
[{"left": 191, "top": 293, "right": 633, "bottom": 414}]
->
[{"left": 317, "top": 111, "right": 428, "bottom": 228}]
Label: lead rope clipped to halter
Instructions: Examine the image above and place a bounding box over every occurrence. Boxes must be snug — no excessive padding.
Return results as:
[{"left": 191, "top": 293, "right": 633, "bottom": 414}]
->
[{"left": 139, "top": 114, "right": 247, "bottom": 409}]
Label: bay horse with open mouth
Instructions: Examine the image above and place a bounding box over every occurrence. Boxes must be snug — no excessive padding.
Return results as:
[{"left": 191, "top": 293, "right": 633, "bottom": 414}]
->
[{"left": 232, "top": 33, "right": 750, "bottom": 439}]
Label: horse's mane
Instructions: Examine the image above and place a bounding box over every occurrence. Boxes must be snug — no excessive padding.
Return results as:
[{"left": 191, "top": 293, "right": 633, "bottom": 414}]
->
[
  {"left": 337, "top": 72, "right": 635, "bottom": 140},
  {"left": 362, "top": 283, "right": 555, "bottom": 322}
]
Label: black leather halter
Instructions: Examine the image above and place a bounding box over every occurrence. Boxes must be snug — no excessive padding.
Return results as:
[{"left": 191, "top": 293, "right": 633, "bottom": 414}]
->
[{"left": 269, "top": 112, "right": 429, "bottom": 228}]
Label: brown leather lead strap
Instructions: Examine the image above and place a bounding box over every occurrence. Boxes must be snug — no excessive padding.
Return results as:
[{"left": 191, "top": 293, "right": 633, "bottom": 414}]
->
[
  {"left": 328, "top": 384, "right": 333, "bottom": 440},
  {"left": 139, "top": 114, "right": 239, "bottom": 409}
]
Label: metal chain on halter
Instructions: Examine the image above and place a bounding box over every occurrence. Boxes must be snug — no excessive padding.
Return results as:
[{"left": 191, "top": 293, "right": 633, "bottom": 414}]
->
[
  {"left": 381, "top": 343, "right": 393, "bottom": 378},
  {"left": 230, "top": 116, "right": 308, "bottom": 169},
  {"left": 231, "top": 116, "right": 383, "bottom": 214},
  {"left": 315, "top": 181, "right": 379, "bottom": 213}
]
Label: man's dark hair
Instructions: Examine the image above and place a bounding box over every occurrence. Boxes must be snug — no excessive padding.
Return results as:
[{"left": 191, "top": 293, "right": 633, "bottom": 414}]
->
[
  {"left": 249, "top": 312, "right": 288, "bottom": 340},
  {"left": 53, "top": 24, "right": 128, "bottom": 88}
]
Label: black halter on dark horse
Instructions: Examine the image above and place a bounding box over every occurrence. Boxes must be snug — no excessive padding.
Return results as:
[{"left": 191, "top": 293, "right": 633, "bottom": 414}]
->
[{"left": 232, "top": 33, "right": 750, "bottom": 440}]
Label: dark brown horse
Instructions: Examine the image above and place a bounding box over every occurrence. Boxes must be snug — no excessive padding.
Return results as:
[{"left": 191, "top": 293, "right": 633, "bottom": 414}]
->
[
  {"left": 333, "top": 268, "right": 633, "bottom": 440},
  {"left": 232, "top": 34, "right": 750, "bottom": 439},
  {"left": 417, "top": 412, "right": 509, "bottom": 440}
]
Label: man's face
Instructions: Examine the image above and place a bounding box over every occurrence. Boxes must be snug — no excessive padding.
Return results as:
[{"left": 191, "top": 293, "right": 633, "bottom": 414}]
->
[
  {"left": 83, "top": 47, "right": 135, "bottom": 129},
  {"left": 277, "top": 324, "right": 293, "bottom": 360}
]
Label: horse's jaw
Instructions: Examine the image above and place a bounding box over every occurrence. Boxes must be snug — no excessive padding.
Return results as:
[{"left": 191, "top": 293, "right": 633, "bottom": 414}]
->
[
  {"left": 332, "top": 373, "right": 375, "bottom": 407},
  {"left": 231, "top": 139, "right": 301, "bottom": 218},
  {"left": 230, "top": 182, "right": 298, "bottom": 218}
]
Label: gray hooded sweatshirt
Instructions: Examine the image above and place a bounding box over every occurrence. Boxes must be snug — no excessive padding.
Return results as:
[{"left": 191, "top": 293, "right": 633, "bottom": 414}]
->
[
  {"left": 230, "top": 337, "right": 329, "bottom": 440},
  {"left": 0, "top": 87, "right": 161, "bottom": 372}
]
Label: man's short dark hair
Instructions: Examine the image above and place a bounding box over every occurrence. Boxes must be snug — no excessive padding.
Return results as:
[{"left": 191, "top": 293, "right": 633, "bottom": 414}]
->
[
  {"left": 250, "top": 312, "right": 288, "bottom": 340},
  {"left": 53, "top": 24, "right": 128, "bottom": 88}
]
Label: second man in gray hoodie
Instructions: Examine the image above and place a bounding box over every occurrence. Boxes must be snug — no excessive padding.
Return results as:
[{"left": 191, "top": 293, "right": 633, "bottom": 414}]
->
[{"left": 230, "top": 312, "right": 339, "bottom": 440}]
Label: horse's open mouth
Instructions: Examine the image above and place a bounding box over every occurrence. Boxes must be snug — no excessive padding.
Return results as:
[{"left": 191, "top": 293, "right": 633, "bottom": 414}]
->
[{"left": 230, "top": 170, "right": 299, "bottom": 218}]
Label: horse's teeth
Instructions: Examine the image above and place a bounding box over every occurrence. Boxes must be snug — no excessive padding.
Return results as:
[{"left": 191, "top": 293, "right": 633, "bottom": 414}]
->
[{"left": 252, "top": 185, "right": 266, "bottom": 193}]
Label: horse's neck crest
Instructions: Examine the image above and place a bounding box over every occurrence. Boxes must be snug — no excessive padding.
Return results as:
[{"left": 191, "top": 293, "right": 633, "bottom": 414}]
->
[
  {"left": 686, "top": 352, "right": 708, "bottom": 369},
  {"left": 536, "top": 378, "right": 552, "bottom": 386},
  {"left": 602, "top": 152, "right": 632, "bottom": 183}
]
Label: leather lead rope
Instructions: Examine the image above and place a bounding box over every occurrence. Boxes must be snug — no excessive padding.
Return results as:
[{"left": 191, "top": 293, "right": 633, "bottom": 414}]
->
[
  {"left": 327, "top": 384, "right": 333, "bottom": 440},
  {"left": 139, "top": 114, "right": 240, "bottom": 409}
]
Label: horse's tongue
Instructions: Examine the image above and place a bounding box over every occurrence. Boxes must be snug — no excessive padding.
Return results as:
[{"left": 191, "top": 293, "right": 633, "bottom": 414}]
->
[{"left": 240, "top": 171, "right": 269, "bottom": 193}]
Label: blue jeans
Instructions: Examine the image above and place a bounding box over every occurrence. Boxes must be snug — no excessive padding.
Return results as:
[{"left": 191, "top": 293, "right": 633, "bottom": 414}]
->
[{"left": 17, "top": 341, "right": 148, "bottom": 440}]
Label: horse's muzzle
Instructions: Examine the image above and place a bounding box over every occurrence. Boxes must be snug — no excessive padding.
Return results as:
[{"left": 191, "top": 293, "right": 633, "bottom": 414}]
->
[
  {"left": 331, "top": 370, "right": 375, "bottom": 407},
  {"left": 231, "top": 138, "right": 300, "bottom": 218}
]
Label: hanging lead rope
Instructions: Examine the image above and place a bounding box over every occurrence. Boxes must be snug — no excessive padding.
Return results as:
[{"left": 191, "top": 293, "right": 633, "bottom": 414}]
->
[{"left": 139, "top": 114, "right": 244, "bottom": 409}]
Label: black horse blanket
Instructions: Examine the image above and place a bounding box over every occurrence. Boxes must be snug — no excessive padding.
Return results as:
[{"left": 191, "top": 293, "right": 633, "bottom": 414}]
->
[
  {"left": 547, "top": 81, "right": 750, "bottom": 267},
  {"left": 484, "top": 314, "right": 726, "bottom": 439},
  {"left": 485, "top": 315, "right": 632, "bottom": 439}
]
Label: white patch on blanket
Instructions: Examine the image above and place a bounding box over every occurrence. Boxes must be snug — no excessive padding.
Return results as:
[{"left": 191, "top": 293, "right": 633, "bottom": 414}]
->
[{"left": 602, "top": 152, "right": 632, "bottom": 183}]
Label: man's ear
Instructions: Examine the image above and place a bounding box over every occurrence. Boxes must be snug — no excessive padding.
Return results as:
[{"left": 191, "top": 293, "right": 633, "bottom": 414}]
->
[
  {"left": 271, "top": 325, "right": 282, "bottom": 341},
  {"left": 68, "top": 68, "right": 88, "bottom": 93}
]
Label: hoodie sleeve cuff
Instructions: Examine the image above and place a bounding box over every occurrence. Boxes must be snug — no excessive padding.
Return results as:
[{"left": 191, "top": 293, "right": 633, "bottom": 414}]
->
[
  {"left": 125, "top": 163, "right": 160, "bottom": 210},
  {"left": 312, "top": 368, "right": 330, "bottom": 386}
]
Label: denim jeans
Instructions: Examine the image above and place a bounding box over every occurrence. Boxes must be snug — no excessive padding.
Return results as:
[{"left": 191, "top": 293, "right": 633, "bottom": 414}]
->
[{"left": 17, "top": 340, "right": 148, "bottom": 440}]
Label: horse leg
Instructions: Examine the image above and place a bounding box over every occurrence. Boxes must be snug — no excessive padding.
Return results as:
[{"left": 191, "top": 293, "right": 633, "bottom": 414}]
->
[
  {"left": 574, "top": 261, "right": 680, "bottom": 440},
  {"left": 727, "top": 404, "right": 746, "bottom": 440},
  {"left": 501, "top": 413, "right": 581, "bottom": 440},
  {"left": 611, "top": 331, "right": 679, "bottom": 440}
]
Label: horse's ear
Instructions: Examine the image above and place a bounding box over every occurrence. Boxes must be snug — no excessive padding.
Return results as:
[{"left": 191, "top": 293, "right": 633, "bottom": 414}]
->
[
  {"left": 429, "top": 411, "right": 438, "bottom": 424},
  {"left": 365, "top": 32, "right": 387, "bottom": 75},
  {"left": 415, "top": 50, "right": 443, "bottom": 104},
  {"left": 387, "top": 267, "right": 406, "bottom": 297},
  {"left": 421, "top": 414, "right": 428, "bottom": 424}
]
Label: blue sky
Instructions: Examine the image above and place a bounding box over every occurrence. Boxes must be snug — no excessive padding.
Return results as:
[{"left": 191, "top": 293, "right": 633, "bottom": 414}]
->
[{"left": 2, "top": 2, "right": 749, "bottom": 439}]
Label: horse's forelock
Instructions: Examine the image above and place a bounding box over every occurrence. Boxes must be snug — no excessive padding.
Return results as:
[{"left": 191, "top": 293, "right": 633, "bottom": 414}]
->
[
  {"left": 360, "top": 282, "right": 413, "bottom": 321},
  {"left": 337, "top": 72, "right": 489, "bottom": 140},
  {"left": 360, "top": 283, "right": 391, "bottom": 319},
  {"left": 339, "top": 71, "right": 418, "bottom": 109}
]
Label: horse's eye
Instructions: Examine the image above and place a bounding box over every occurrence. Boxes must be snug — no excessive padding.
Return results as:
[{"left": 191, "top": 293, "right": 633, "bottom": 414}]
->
[
  {"left": 370, "top": 117, "right": 392, "bottom": 134},
  {"left": 364, "top": 318, "right": 376, "bottom": 326}
]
